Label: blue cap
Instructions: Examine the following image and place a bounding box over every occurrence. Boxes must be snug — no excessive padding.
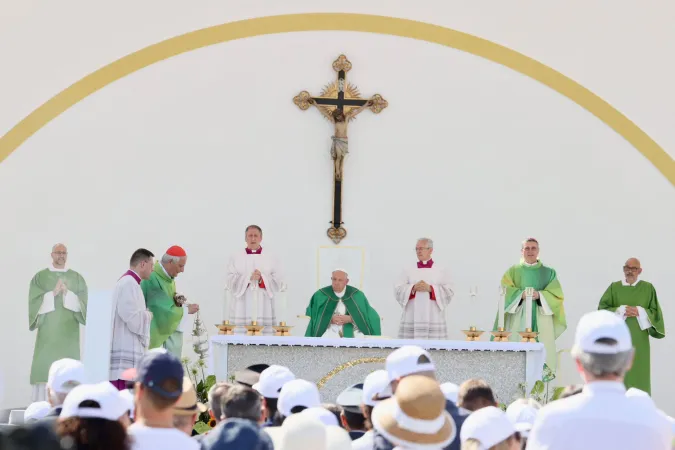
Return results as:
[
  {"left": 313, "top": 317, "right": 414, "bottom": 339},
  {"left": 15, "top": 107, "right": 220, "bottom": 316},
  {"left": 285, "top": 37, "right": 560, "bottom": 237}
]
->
[{"left": 135, "top": 351, "right": 184, "bottom": 399}]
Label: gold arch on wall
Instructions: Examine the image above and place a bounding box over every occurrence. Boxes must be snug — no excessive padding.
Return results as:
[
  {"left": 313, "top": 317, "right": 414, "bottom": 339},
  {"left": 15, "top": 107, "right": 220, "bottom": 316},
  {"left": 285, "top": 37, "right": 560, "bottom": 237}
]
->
[{"left": 0, "top": 13, "right": 673, "bottom": 186}]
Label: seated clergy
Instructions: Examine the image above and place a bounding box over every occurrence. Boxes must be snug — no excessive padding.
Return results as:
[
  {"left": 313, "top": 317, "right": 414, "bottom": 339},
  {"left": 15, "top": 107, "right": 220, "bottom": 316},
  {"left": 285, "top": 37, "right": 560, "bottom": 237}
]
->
[{"left": 304, "top": 269, "right": 381, "bottom": 338}]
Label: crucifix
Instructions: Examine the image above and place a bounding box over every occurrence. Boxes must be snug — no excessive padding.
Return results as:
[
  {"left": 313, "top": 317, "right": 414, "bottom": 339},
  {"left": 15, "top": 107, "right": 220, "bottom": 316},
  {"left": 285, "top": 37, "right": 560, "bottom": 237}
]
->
[{"left": 293, "top": 54, "right": 388, "bottom": 244}]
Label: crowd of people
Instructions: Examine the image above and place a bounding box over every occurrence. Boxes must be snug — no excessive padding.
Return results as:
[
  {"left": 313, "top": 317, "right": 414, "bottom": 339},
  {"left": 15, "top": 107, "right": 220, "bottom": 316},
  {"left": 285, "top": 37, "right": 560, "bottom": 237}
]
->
[{"left": 3, "top": 309, "right": 674, "bottom": 449}]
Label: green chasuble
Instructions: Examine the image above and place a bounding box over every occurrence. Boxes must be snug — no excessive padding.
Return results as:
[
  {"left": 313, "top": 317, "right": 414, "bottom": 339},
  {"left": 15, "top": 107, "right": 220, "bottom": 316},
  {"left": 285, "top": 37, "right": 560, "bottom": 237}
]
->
[
  {"left": 492, "top": 260, "right": 567, "bottom": 372},
  {"left": 28, "top": 268, "right": 88, "bottom": 384},
  {"left": 141, "top": 262, "right": 183, "bottom": 350},
  {"left": 305, "top": 285, "right": 381, "bottom": 338},
  {"left": 598, "top": 280, "right": 665, "bottom": 395}
]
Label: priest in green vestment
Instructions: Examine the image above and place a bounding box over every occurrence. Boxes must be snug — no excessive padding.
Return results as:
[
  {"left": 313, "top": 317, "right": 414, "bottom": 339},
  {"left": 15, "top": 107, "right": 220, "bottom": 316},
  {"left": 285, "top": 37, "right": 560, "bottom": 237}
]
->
[
  {"left": 492, "top": 238, "right": 567, "bottom": 372},
  {"left": 305, "top": 269, "right": 381, "bottom": 338},
  {"left": 28, "top": 243, "right": 88, "bottom": 401},
  {"left": 598, "top": 258, "right": 665, "bottom": 394},
  {"left": 141, "top": 245, "right": 199, "bottom": 357}
]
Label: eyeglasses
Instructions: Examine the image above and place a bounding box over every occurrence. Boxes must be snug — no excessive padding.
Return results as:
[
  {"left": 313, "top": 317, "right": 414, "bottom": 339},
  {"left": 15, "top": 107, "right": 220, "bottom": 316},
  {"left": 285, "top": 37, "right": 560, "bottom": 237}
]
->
[
  {"left": 623, "top": 266, "right": 640, "bottom": 272},
  {"left": 415, "top": 247, "right": 430, "bottom": 251},
  {"left": 52, "top": 252, "right": 67, "bottom": 256}
]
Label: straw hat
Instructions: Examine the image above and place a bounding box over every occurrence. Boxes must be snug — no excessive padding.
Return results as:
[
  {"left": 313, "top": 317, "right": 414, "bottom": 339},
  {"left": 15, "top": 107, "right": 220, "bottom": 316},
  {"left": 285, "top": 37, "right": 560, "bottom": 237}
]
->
[{"left": 372, "top": 375, "right": 455, "bottom": 449}]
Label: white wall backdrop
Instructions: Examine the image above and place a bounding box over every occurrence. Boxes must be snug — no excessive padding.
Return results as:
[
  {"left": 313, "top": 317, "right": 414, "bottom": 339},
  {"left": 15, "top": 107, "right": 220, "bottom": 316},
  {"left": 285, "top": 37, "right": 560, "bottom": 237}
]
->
[{"left": 1, "top": 0, "right": 674, "bottom": 413}]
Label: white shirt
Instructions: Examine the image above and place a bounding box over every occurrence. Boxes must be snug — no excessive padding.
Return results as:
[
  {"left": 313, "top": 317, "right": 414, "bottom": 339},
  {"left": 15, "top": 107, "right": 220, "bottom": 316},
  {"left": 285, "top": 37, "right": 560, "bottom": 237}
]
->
[
  {"left": 527, "top": 381, "right": 672, "bottom": 450},
  {"left": 127, "top": 423, "right": 199, "bottom": 450},
  {"left": 352, "top": 430, "right": 374, "bottom": 450}
]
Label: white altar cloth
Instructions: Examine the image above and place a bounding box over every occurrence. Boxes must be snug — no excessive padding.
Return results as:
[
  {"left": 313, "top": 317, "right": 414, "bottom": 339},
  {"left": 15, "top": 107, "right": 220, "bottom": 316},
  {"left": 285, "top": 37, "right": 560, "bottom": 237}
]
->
[{"left": 211, "top": 336, "right": 545, "bottom": 395}]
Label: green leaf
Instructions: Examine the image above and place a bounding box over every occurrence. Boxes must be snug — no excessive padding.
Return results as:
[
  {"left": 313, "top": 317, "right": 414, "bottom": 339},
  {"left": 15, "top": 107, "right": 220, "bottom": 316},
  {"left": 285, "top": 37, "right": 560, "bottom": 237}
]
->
[
  {"left": 205, "top": 375, "right": 217, "bottom": 391},
  {"left": 498, "top": 402, "right": 507, "bottom": 411},
  {"left": 193, "top": 421, "right": 211, "bottom": 435},
  {"left": 551, "top": 387, "right": 565, "bottom": 401},
  {"left": 530, "top": 380, "right": 545, "bottom": 396}
]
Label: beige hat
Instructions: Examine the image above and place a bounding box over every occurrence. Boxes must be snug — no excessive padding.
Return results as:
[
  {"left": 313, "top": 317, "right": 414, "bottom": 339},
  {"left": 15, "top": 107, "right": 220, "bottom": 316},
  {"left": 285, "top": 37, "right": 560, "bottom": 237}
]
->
[
  {"left": 173, "top": 377, "right": 207, "bottom": 416},
  {"left": 265, "top": 413, "right": 327, "bottom": 450},
  {"left": 372, "top": 375, "right": 455, "bottom": 449}
]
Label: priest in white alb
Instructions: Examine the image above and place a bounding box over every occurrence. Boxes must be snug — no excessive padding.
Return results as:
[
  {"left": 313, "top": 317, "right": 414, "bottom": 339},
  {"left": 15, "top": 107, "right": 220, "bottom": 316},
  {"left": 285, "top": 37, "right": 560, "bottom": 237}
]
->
[
  {"left": 225, "top": 225, "right": 284, "bottom": 335},
  {"left": 394, "top": 238, "right": 453, "bottom": 339},
  {"left": 109, "top": 248, "right": 155, "bottom": 390}
]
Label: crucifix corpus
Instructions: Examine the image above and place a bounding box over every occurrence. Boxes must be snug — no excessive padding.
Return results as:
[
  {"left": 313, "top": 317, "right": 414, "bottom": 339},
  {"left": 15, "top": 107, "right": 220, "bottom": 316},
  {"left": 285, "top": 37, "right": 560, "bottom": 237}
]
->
[{"left": 294, "top": 54, "right": 388, "bottom": 244}]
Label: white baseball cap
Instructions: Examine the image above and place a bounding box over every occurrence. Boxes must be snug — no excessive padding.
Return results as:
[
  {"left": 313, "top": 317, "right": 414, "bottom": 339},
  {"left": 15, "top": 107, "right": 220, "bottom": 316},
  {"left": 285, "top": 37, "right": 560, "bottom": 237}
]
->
[
  {"left": 505, "top": 402, "right": 538, "bottom": 437},
  {"left": 252, "top": 365, "right": 296, "bottom": 399},
  {"left": 60, "top": 382, "right": 129, "bottom": 421},
  {"left": 47, "top": 358, "right": 85, "bottom": 394},
  {"left": 386, "top": 346, "right": 436, "bottom": 381},
  {"left": 362, "top": 370, "right": 390, "bottom": 406},
  {"left": 301, "top": 406, "right": 340, "bottom": 427},
  {"left": 278, "top": 379, "right": 321, "bottom": 417},
  {"left": 119, "top": 389, "right": 135, "bottom": 419},
  {"left": 573, "top": 310, "right": 632, "bottom": 354},
  {"left": 24, "top": 401, "right": 50, "bottom": 422},
  {"left": 460, "top": 406, "right": 516, "bottom": 448},
  {"left": 440, "top": 382, "right": 459, "bottom": 405}
]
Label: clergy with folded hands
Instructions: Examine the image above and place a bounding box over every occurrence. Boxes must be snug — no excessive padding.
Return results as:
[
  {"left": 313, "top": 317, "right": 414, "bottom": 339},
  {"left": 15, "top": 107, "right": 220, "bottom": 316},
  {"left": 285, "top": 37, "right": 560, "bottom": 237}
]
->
[
  {"left": 226, "top": 225, "right": 284, "bottom": 335},
  {"left": 305, "top": 269, "right": 381, "bottom": 338},
  {"left": 395, "top": 238, "right": 454, "bottom": 340},
  {"left": 598, "top": 257, "right": 665, "bottom": 394}
]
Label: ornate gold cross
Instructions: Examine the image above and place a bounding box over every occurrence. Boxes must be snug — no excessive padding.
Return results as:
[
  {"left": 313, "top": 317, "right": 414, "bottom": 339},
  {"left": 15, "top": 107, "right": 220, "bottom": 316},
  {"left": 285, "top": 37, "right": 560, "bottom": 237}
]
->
[{"left": 294, "top": 55, "right": 388, "bottom": 244}]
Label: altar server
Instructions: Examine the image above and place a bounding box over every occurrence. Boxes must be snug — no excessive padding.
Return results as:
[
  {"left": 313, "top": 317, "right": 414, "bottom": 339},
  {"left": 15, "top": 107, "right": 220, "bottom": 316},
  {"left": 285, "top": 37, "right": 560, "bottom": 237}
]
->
[
  {"left": 304, "top": 269, "right": 381, "bottom": 338},
  {"left": 226, "top": 225, "right": 284, "bottom": 335},
  {"left": 394, "top": 238, "right": 453, "bottom": 339},
  {"left": 109, "top": 248, "right": 155, "bottom": 389},
  {"left": 598, "top": 257, "right": 665, "bottom": 394},
  {"left": 493, "top": 237, "right": 566, "bottom": 372}
]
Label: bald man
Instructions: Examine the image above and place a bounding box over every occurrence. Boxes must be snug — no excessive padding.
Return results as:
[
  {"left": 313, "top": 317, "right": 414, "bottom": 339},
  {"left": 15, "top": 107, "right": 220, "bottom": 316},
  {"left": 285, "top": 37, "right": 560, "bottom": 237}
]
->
[
  {"left": 28, "top": 244, "right": 88, "bottom": 401},
  {"left": 305, "top": 269, "right": 381, "bottom": 338},
  {"left": 598, "top": 258, "right": 665, "bottom": 394}
]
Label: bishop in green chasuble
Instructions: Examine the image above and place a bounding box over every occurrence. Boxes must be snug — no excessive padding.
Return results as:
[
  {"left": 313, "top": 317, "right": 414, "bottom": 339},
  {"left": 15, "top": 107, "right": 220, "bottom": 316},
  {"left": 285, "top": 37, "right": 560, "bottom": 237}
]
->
[
  {"left": 305, "top": 270, "right": 380, "bottom": 338},
  {"left": 28, "top": 244, "right": 88, "bottom": 399},
  {"left": 493, "top": 239, "right": 567, "bottom": 373},
  {"left": 598, "top": 258, "right": 665, "bottom": 394}
]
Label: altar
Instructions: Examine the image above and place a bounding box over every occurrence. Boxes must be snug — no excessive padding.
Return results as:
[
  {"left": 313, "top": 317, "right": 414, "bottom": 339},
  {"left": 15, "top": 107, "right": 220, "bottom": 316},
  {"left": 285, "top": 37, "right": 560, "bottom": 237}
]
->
[{"left": 210, "top": 336, "right": 545, "bottom": 405}]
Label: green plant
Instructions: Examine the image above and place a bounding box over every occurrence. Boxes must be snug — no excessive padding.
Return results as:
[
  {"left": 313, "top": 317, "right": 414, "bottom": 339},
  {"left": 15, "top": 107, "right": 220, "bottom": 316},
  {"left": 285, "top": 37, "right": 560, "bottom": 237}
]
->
[
  {"left": 516, "top": 364, "right": 565, "bottom": 405},
  {"left": 182, "top": 311, "right": 216, "bottom": 434}
]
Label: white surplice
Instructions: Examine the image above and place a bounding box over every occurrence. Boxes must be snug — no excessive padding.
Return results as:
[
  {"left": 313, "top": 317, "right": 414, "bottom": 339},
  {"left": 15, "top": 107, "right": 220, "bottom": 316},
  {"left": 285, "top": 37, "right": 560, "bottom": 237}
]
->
[
  {"left": 225, "top": 249, "right": 283, "bottom": 336},
  {"left": 109, "top": 271, "right": 152, "bottom": 380},
  {"left": 394, "top": 261, "right": 453, "bottom": 339}
]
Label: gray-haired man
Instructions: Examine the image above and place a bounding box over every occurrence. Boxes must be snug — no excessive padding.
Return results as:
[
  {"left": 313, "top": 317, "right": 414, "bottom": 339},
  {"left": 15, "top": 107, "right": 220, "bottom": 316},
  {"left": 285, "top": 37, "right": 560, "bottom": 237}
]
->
[
  {"left": 394, "top": 238, "right": 454, "bottom": 339},
  {"left": 527, "top": 310, "right": 671, "bottom": 450},
  {"left": 142, "top": 245, "right": 199, "bottom": 358}
]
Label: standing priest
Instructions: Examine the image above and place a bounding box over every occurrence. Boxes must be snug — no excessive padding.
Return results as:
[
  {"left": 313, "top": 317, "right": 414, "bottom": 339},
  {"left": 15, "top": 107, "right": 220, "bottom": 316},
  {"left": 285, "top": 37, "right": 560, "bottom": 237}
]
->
[
  {"left": 305, "top": 269, "right": 381, "bottom": 338},
  {"left": 142, "top": 245, "right": 199, "bottom": 357},
  {"left": 394, "top": 238, "right": 453, "bottom": 339},
  {"left": 494, "top": 237, "right": 566, "bottom": 372},
  {"left": 598, "top": 257, "right": 665, "bottom": 394},
  {"left": 226, "top": 225, "right": 284, "bottom": 335},
  {"left": 109, "top": 248, "right": 155, "bottom": 390},
  {"left": 28, "top": 243, "right": 88, "bottom": 401}
]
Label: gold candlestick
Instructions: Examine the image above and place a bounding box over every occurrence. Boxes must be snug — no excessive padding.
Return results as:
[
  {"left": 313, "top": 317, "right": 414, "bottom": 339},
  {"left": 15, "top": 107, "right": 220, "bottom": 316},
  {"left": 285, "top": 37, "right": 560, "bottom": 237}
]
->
[
  {"left": 272, "top": 321, "right": 294, "bottom": 337},
  {"left": 490, "top": 327, "right": 512, "bottom": 342},
  {"left": 518, "top": 328, "right": 539, "bottom": 343},
  {"left": 216, "top": 320, "right": 235, "bottom": 335},
  {"left": 244, "top": 321, "right": 265, "bottom": 336},
  {"left": 461, "top": 326, "right": 484, "bottom": 341}
]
